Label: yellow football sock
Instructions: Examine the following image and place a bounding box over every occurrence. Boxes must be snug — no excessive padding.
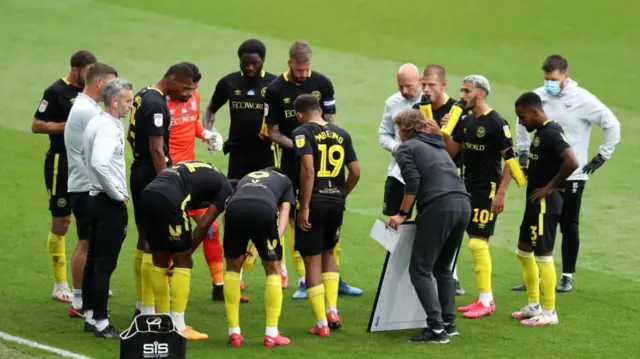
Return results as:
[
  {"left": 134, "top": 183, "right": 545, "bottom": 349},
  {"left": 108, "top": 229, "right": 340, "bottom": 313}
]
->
[
  {"left": 265, "top": 275, "right": 283, "bottom": 327},
  {"left": 516, "top": 250, "right": 540, "bottom": 304},
  {"left": 307, "top": 284, "right": 327, "bottom": 321},
  {"left": 133, "top": 249, "right": 144, "bottom": 301},
  {"left": 224, "top": 271, "right": 241, "bottom": 328},
  {"left": 151, "top": 266, "right": 170, "bottom": 313},
  {"left": 288, "top": 222, "right": 305, "bottom": 277},
  {"left": 333, "top": 242, "right": 341, "bottom": 268},
  {"left": 537, "top": 256, "right": 557, "bottom": 311},
  {"left": 321, "top": 272, "right": 339, "bottom": 310},
  {"left": 141, "top": 254, "right": 155, "bottom": 307},
  {"left": 170, "top": 268, "right": 192, "bottom": 313},
  {"left": 48, "top": 232, "right": 67, "bottom": 284},
  {"left": 469, "top": 237, "right": 492, "bottom": 294}
]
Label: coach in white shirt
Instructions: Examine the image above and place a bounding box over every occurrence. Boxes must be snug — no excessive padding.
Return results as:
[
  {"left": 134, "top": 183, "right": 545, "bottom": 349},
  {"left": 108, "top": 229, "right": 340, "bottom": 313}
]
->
[
  {"left": 82, "top": 78, "right": 133, "bottom": 339},
  {"left": 513, "top": 55, "right": 621, "bottom": 293},
  {"left": 64, "top": 63, "right": 118, "bottom": 316}
]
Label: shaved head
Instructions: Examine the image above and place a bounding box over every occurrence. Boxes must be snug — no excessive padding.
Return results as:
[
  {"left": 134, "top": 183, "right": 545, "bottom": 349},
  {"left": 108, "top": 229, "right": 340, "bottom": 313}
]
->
[{"left": 397, "top": 63, "right": 421, "bottom": 99}]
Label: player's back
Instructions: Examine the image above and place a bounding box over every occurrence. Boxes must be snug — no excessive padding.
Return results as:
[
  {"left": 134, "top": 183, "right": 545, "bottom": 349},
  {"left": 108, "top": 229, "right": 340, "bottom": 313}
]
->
[
  {"left": 168, "top": 90, "right": 200, "bottom": 163},
  {"left": 293, "top": 122, "right": 357, "bottom": 204},
  {"left": 228, "top": 169, "right": 294, "bottom": 212},
  {"left": 456, "top": 110, "right": 510, "bottom": 189},
  {"left": 527, "top": 121, "right": 569, "bottom": 194},
  {"left": 146, "top": 160, "right": 228, "bottom": 208},
  {"left": 127, "top": 86, "right": 172, "bottom": 167}
]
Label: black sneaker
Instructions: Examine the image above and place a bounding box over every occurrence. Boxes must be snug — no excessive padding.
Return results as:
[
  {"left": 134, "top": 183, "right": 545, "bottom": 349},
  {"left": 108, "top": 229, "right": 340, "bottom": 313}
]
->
[
  {"left": 557, "top": 276, "right": 573, "bottom": 293},
  {"left": 83, "top": 322, "right": 96, "bottom": 333},
  {"left": 511, "top": 283, "right": 527, "bottom": 291},
  {"left": 444, "top": 323, "right": 459, "bottom": 337},
  {"left": 95, "top": 324, "right": 120, "bottom": 339},
  {"left": 455, "top": 280, "right": 465, "bottom": 296},
  {"left": 408, "top": 328, "right": 450, "bottom": 344}
]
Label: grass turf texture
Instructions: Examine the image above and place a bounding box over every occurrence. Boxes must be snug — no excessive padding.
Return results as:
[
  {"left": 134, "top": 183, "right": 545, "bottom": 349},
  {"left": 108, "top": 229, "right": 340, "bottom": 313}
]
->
[{"left": 0, "top": 0, "right": 639, "bottom": 358}]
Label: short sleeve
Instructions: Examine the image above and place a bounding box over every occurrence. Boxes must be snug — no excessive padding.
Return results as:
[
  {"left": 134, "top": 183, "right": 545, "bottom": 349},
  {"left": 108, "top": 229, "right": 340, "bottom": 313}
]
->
[
  {"left": 491, "top": 116, "right": 514, "bottom": 151},
  {"left": 209, "top": 78, "right": 229, "bottom": 109},
  {"left": 319, "top": 76, "right": 336, "bottom": 114},
  {"left": 292, "top": 128, "right": 313, "bottom": 158},
  {"left": 281, "top": 179, "right": 296, "bottom": 205},
  {"left": 264, "top": 86, "right": 283, "bottom": 126},
  {"left": 34, "top": 86, "right": 58, "bottom": 121},
  {"left": 452, "top": 118, "right": 466, "bottom": 143},
  {"left": 142, "top": 98, "right": 166, "bottom": 137},
  {"left": 343, "top": 131, "right": 357, "bottom": 164},
  {"left": 212, "top": 177, "right": 233, "bottom": 211},
  {"left": 547, "top": 128, "right": 572, "bottom": 157}
]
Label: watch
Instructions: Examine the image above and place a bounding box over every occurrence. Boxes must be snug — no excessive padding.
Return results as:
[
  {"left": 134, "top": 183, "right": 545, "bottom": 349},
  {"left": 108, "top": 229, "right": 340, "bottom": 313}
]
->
[{"left": 398, "top": 209, "right": 409, "bottom": 217}]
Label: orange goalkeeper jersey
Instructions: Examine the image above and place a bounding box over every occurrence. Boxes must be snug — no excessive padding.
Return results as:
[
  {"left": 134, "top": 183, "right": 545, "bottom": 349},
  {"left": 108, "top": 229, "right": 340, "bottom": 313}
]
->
[{"left": 168, "top": 89, "right": 205, "bottom": 164}]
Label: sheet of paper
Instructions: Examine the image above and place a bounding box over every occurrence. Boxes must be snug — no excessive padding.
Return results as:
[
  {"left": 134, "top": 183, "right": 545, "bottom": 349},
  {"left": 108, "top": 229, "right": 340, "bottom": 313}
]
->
[{"left": 369, "top": 218, "right": 400, "bottom": 253}]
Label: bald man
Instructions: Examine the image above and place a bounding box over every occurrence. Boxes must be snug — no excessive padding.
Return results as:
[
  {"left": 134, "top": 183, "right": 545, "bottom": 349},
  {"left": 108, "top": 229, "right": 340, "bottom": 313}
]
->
[{"left": 378, "top": 64, "right": 423, "bottom": 217}]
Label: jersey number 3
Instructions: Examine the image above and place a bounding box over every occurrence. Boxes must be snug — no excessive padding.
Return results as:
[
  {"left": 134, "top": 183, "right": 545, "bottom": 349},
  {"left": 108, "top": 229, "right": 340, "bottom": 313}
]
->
[{"left": 317, "top": 144, "right": 345, "bottom": 178}]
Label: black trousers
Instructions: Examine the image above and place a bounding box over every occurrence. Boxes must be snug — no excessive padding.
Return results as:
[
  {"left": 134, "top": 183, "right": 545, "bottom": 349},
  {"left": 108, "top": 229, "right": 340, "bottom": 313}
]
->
[
  {"left": 409, "top": 195, "right": 470, "bottom": 330},
  {"left": 559, "top": 180, "right": 586, "bottom": 274},
  {"left": 82, "top": 193, "right": 128, "bottom": 321}
]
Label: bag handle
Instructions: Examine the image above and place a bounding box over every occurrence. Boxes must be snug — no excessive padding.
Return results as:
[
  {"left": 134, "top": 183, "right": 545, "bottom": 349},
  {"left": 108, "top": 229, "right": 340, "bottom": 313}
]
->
[{"left": 119, "top": 314, "right": 181, "bottom": 340}]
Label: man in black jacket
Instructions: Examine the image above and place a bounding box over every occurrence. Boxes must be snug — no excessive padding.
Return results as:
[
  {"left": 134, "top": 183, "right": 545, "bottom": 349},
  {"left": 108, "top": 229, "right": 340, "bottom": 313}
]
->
[{"left": 387, "top": 109, "right": 471, "bottom": 344}]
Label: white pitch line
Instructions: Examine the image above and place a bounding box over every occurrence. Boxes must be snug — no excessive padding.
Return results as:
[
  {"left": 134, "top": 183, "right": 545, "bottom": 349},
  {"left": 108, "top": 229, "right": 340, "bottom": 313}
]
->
[{"left": 0, "top": 331, "right": 93, "bottom": 359}]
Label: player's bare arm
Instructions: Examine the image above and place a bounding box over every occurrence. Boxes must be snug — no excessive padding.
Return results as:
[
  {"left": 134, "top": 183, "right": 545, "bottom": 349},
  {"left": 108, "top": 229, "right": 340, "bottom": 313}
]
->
[
  {"left": 31, "top": 118, "right": 65, "bottom": 134},
  {"left": 345, "top": 161, "right": 361, "bottom": 197},
  {"left": 149, "top": 135, "right": 166, "bottom": 173},
  {"left": 531, "top": 147, "right": 579, "bottom": 200},
  {"left": 297, "top": 154, "right": 315, "bottom": 231},
  {"left": 492, "top": 148, "right": 515, "bottom": 214},
  {"left": 191, "top": 204, "right": 222, "bottom": 249},
  {"left": 267, "top": 124, "right": 293, "bottom": 149},
  {"left": 322, "top": 113, "right": 336, "bottom": 124},
  {"left": 203, "top": 101, "right": 221, "bottom": 130},
  {"left": 277, "top": 202, "right": 291, "bottom": 237}
]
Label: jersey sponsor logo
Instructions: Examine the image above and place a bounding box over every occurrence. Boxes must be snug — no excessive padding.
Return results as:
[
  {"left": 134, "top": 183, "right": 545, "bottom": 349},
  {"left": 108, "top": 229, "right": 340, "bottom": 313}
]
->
[
  {"left": 503, "top": 125, "right": 512, "bottom": 139},
  {"left": 476, "top": 126, "right": 486, "bottom": 138},
  {"left": 38, "top": 99, "right": 49, "bottom": 113},
  {"left": 295, "top": 134, "right": 305, "bottom": 148},
  {"left": 153, "top": 113, "right": 163, "bottom": 127}
]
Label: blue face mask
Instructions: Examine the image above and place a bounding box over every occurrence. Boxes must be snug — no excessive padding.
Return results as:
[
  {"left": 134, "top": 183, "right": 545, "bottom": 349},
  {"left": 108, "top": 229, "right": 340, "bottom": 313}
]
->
[{"left": 544, "top": 80, "right": 562, "bottom": 96}]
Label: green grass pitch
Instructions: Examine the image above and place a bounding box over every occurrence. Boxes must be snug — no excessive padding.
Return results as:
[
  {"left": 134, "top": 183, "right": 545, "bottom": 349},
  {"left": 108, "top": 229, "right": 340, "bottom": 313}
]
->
[{"left": 0, "top": 0, "right": 639, "bottom": 358}]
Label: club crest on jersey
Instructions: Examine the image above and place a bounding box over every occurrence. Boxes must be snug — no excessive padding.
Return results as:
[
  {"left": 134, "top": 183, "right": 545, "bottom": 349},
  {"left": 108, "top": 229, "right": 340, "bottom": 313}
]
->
[
  {"left": 190, "top": 99, "right": 197, "bottom": 111},
  {"left": 295, "top": 134, "right": 305, "bottom": 148},
  {"left": 533, "top": 136, "right": 540, "bottom": 147},
  {"left": 38, "top": 99, "right": 49, "bottom": 113},
  {"left": 247, "top": 90, "right": 255, "bottom": 96},
  {"left": 476, "top": 126, "right": 486, "bottom": 138},
  {"left": 503, "top": 125, "right": 512, "bottom": 139},
  {"left": 261, "top": 87, "right": 267, "bottom": 97},
  {"left": 153, "top": 113, "right": 163, "bottom": 127},
  {"left": 311, "top": 91, "right": 321, "bottom": 100}
]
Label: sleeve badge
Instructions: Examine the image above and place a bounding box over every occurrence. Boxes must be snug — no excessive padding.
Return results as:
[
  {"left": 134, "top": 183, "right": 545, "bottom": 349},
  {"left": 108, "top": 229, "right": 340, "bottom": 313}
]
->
[
  {"left": 295, "top": 134, "right": 305, "bottom": 148},
  {"left": 153, "top": 113, "right": 163, "bottom": 127}
]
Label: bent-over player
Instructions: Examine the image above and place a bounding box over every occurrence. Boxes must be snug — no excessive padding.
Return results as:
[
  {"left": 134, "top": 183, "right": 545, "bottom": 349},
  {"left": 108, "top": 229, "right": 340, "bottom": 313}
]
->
[
  {"left": 512, "top": 92, "right": 578, "bottom": 326},
  {"left": 223, "top": 167, "right": 296, "bottom": 348},
  {"left": 292, "top": 94, "right": 360, "bottom": 336},
  {"left": 139, "top": 160, "right": 232, "bottom": 340}
]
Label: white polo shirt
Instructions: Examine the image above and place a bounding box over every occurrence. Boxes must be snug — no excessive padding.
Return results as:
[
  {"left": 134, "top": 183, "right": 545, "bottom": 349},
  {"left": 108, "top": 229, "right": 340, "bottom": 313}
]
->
[{"left": 64, "top": 93, "right": 101, "bottom": 193}]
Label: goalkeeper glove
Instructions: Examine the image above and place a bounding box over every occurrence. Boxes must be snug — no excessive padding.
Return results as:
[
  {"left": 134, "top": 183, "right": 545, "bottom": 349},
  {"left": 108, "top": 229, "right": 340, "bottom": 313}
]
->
[{"left": 202, "top": 130, "right": 223, "bottom": 153}]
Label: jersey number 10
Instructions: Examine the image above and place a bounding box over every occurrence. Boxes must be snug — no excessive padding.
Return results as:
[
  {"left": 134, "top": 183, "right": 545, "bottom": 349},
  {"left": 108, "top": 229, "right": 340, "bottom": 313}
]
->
[{"left": 317, "top": 144, "right": 345, "bottom": 178}]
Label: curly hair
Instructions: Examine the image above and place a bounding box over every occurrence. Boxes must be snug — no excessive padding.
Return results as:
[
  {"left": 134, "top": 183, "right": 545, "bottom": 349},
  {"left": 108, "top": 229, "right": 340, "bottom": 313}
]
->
[{"left": 393, "top": 109, "right": 428, "bottom": 138}]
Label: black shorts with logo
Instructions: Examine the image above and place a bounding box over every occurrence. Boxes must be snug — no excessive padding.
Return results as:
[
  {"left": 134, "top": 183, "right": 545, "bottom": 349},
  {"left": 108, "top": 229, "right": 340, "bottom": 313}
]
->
[
  {"left": 223, "top": 199, "right": 282, "bottom": 261},
  {"left": 44, "top": 151, "right": 71, "bottom": 217},
  {"left": 69, "top": 192, "right": 91, "bottom": 239},
  {"left": 466, "top": 183, "right": 499, "bottom": 239},
  {"left": 518, "top": 192, "right": 562, "bottom": 254},
  {"left": 139, "top": 189, "right": 192, "bottom": 254},
  {"left": 130, "top": 164, "right": 157, "bottom": 225},
  {"left": 294, "top": 201, "right": 344, "bottom": 256}
]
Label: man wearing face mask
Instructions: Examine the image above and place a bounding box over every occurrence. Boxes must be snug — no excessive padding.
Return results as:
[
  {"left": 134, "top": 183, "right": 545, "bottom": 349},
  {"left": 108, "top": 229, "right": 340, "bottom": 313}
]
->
[
  {"left": 441, "top": 75, "right": 522, "bottom": 320},
  {"left": 261, "top": 40, "right": 363, "bottom": 300},
  {"left": 82, "top": 78, "right": 134, "bottom": 338},
  {"left": 512, "top": 55, "right": 621, "bottom": 293},
  {"left": 64, "top": 63, "right": 119, "bottom": 318}
]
